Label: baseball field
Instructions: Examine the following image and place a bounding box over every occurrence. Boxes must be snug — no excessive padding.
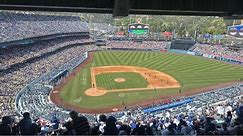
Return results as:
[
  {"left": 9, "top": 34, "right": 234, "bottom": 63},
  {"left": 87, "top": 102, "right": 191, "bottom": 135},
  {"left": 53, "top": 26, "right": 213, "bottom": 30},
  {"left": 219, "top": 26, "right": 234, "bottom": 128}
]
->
[{"left": 51, "top": 51, "right": 243, "bottom": 112}]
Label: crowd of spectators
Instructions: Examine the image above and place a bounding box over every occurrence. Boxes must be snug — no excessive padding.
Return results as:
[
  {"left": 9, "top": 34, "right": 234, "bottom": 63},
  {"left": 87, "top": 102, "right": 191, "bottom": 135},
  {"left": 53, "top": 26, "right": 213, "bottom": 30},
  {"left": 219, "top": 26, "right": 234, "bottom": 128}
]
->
[
  {"left": 0, "top": 11, "right": 243, "bottom": 135},
  {"left": 1, "top": 37, "right": 242, "bottom": 135},
  {"left": 90, "top": 23, "right": 115, "bottom": 35},
  {"left": 1, "top": 37, "right": 243, "bottom": 135},
  {"left": 0, "top": 36, "right": 97, "bottom": 119},
  {"left": 0, "top": 11, "right": 89, "bottom": 43},
  {"left": 107, "top": 40, "right": 169, "bottom": 50},
  {"left": 0, "top": 37, "right": 92, "bottom": 70},
  {"left": 16, "top": 51, "right": 92, "bottom": 120},
  {"left": 192, "top": 43, "right": 243, "bottom": 62},
  {"left": 0, "top": 85, "right": 242, "bottom": 135},
  {"left": 0, "top": 10, "right": 98, "bottom": 119}
]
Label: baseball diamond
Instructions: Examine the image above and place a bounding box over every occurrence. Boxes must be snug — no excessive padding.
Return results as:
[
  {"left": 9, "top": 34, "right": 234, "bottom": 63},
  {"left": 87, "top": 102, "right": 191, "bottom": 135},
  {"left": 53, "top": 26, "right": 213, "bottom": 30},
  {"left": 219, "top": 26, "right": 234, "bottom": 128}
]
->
[
  {"left": 50, "top": 51, "right": 243, "bottom": 113},
  {"left": 85, "top": 66, "right": 180, "bottom": 96}
]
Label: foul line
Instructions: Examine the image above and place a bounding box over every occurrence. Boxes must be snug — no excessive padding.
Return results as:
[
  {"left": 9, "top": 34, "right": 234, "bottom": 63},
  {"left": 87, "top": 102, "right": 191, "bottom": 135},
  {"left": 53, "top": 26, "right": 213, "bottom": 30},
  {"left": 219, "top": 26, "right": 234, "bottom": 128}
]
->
[
  {"left": 90, "top": 67, "right": 97, "bottom": 88},
  {"left": 107, "top": 85, "right": 180, "bottom": 93}
]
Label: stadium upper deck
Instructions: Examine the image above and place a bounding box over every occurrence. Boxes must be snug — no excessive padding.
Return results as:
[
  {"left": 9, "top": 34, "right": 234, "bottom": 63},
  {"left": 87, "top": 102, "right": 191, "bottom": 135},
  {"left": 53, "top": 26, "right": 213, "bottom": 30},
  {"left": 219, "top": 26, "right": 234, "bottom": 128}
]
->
[{"left": 0, "top": 11, "right": 89, "bottom": 43}]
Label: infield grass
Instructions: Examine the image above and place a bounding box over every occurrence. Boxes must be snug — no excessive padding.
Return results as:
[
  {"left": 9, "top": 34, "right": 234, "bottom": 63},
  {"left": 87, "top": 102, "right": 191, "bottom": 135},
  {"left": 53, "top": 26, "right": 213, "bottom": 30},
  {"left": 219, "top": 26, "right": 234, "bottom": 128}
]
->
[
  {"left": 96, "top": 72, "right": 148, "bottom": 90},
  {"left": 60, "top": 51, "right": 243, "bottom": 109}
]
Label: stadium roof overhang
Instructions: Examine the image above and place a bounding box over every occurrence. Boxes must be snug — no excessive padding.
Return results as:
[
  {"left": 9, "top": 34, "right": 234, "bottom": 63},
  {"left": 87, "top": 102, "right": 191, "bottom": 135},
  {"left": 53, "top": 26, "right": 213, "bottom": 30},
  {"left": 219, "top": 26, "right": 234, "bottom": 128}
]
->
[{"left": 0, "top": 0, "right": 242, "bottom": 18}]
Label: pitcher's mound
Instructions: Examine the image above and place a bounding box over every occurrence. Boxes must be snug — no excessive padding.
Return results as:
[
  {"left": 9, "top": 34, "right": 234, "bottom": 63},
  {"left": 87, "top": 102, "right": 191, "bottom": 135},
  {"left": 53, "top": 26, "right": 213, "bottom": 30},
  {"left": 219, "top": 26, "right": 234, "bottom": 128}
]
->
[
  {"left": 114, "top": 78, "right": 126, "bottom": 83},
  {"left": 85, "top": 88, "right": 107, "bottom": 96}
]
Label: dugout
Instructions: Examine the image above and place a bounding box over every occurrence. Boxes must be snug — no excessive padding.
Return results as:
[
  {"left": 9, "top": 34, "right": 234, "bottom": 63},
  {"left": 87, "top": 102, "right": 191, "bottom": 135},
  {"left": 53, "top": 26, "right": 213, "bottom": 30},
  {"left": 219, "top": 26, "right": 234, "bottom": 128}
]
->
[{"left": 49, "top": 69, "right": 69, "bottom": 86}]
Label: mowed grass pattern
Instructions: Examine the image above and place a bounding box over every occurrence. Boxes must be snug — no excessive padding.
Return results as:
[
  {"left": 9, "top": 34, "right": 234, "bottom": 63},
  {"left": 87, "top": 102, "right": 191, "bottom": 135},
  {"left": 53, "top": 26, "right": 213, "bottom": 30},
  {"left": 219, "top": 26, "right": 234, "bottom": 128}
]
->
[
  {"left": 93, "top": 51, "right": 243, "bottom": 90},
  {"left": 60, "top": 51, "right": 243, "bottom": 109},
  {"left": 96, "top": 72, "right": 148, "bottom": 90}
]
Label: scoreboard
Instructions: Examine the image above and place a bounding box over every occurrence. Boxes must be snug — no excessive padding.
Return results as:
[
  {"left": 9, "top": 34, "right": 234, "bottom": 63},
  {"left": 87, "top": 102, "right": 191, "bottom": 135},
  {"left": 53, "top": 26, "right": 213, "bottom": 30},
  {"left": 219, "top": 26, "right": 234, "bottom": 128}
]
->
[
  {"left": 227, "top": 25, "right": 243, "bottom": 38},
  {"left": 128, "top": 23, "right": 149, "bottom": 35}
]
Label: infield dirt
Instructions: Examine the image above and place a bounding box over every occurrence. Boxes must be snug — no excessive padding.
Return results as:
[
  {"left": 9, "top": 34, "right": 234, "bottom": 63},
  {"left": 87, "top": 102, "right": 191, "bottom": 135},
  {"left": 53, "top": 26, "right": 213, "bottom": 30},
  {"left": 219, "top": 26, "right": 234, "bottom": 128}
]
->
[{"left": 85, "top": 66, "right": 181, "bottom": 96}]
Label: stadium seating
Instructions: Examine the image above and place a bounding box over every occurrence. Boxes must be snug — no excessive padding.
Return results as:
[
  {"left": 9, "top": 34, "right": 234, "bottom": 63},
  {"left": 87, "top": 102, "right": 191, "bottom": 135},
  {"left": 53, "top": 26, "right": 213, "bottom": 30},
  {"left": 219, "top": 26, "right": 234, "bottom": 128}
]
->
[
  {"left": 0, "top": 11, "right": 89, "bottom": 43},
  {"left": 0, "top": 11, "right": 243, "bottom": 135},
  {"left": 192, "top": 43, "right": 243, "bottom": 63},
  {"left": 107, "top": 40, "right": 169, "bottom": 50},
  {"left": 0, "top": 37, "right": 92, "bottom": 70},
  {"left": 1, "top": 85, "right": 242, "bottom": 135}
]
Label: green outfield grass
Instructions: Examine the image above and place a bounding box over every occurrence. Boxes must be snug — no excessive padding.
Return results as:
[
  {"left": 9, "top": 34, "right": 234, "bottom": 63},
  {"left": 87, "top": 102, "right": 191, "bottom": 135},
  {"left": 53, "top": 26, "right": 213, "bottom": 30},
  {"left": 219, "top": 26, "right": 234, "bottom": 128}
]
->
[
  {"left": 96, "top": 72, "right": 148, "bottom": 90},
  {"left": 60, "top": 51, "right": 243, "bottom": 109}
]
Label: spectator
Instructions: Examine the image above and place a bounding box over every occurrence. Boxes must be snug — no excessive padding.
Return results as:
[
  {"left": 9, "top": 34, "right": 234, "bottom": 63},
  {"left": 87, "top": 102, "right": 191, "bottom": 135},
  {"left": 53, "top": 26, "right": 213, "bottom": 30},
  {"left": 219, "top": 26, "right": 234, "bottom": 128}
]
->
[
  {"left": 180, "top": 121, "right": 193, "bottom": 135},
  {"left": 231, "top": 118, "right": 242, "bottom": 135},
  {"left": 119, "top": 124, "right": 131, "bottom": 135},
  {"left": 225, "top": 111, "right": 232, "bottom": 125},
  {"left": 63, "top": 121, "right": 75, "bottom": 135},
  {"left": 103, "top": 116, "right": 119, "bottom": 135},
  {"left": 98, "top": 114, "right": 107, "bottom": 133},
  {"left": 218, "top": 122, "right": 230, "bottom": 135},
  {"left": 69, "top": 111, "right": 91, "bottom": 135},
  {"left": 51, "top": 114, "right": 60, "bottom": 130},
  {"left": 161, "top": 124, "right": 176, "bottom": 135},
  {"left": 17, "top": 112, "right": 38, "bottom": 135},
  {"left": 0, "top": 116, "right": 12, "bottom": 135}
]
